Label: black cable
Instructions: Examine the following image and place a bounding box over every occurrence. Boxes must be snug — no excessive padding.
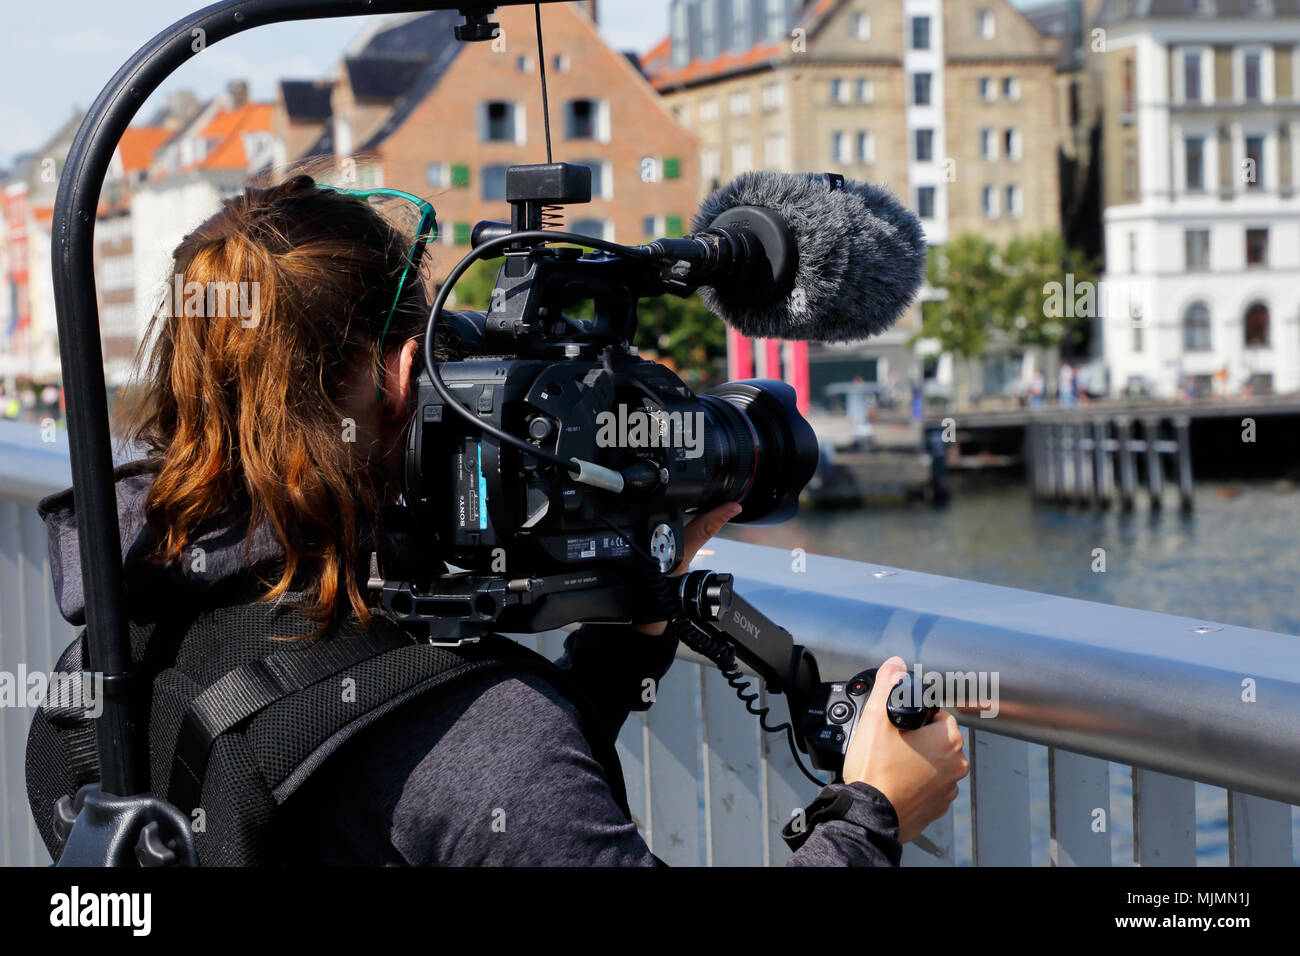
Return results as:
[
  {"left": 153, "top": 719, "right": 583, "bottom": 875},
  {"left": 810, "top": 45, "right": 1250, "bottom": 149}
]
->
[
  {"left": 593, "top": 517, "right": 824, "bottom": 787},
  {"left": 534, "top": 4, "right": 554, "bottom": 165},
  {"left": 423, "top": 230, "right": 654, "bottom": 474}
]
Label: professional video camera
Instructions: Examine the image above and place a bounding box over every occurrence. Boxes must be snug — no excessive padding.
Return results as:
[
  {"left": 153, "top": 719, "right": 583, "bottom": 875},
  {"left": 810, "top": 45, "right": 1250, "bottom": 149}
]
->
[{"left": 379, "top": 161, "right": 819, "bottom": 640}]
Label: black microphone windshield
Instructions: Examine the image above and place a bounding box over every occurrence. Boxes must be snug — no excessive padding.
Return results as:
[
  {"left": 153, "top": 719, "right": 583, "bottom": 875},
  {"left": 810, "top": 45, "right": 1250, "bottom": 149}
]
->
[{"left": 690, "top": 171, "right": 927, "bottom": 343}]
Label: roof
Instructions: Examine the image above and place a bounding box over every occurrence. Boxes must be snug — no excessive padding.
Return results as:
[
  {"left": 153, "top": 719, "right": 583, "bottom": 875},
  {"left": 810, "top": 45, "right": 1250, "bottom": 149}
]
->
[
  {"left": 194, "top": 102, "right": 274, "bottom": 171},
  {"left": 116, "top": 127, "right": 170, "bottom": 173},
  {"left": 356, "top": 10, "right": 466, "bottom": 153},
  {"left": 344, "top": 55, "right": 430, "bottom": 100},
  {"left": 1095, "top": 0, "right": 1300, "bottom": 21},
  {"left": 280, "top": 79, "right": 334, "bottom": 121}
]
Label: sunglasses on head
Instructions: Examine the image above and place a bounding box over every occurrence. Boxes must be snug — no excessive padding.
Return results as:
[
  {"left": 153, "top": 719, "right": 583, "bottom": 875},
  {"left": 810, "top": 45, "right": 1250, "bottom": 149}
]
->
[{"left": 314, "top": 184, "right": 439, "bottom": 401}]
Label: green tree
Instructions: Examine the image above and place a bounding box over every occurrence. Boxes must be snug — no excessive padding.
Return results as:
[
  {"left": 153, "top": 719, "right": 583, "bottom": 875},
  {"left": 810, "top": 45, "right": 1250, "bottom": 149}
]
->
[{"left": 916, "top": 231, "right": 1096, "bottom": 405}]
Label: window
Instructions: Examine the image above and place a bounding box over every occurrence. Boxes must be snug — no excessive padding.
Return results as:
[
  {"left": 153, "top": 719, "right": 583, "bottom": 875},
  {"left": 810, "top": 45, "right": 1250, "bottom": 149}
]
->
[
  {"left": 700, "top": 0, "right": 719, "bottom": 58},
  {"left": 979, "top": 77, "right": 996, "bottom": 102},
  {"left": 1185, "top": 229, "right": 1210, "bottom": 270},
  {"left": 578, "top": 159, "right": 610, "bottom": 199},
  {"left": 1185, "top": 136, "right": 1205, "bottom": 191},
  {"left": 831, "top": 131, "right": 850, "bottom": 163},
  {"left": 481, "top": 164, "right": 511, "bottom": 200},
  {"left": 1122, "top": 141, "right": 1138, "bottom": 197},
  {"left": 915, "top": 129, "right": 934, "bottom": 162},
  {"left": 1003, "top": 77, "right": 1020, "bottom": 102},
  {"left": 1245, "top": 135, "right": 1264, "bottom": 189},
  {"left": 516, "top": 54, "right": 533, "bottom": 73},
  {"left": 642, "top": 215, "right": 662, "bottom": 237},
  {"left": 830, "top": 78, "right": 851, "bottom": 104},
  {"left": 1246, "top": 227, "right": 1269, "bottom": 266},
  {"left": 977, "top": 10, "right": 995, "bottom": 40},
  {"left": 482, "top": 101, "right": 520, "bottom": 143},
  {"left": 426, "top": 162, "right": 450, "bottom": 187},
  {"left": 911, "top": 16, "right": 931, "bottom": 50},
  {"left": 565, "top": 99, "right": 604, "bottom": 141},
  {"left": 1004, "top": 128, "right": 1021, "bottom": 160},
  {"left": 1128, "top": 232, "right": 1138, "bottom": 273},
  {"left": 1005, "top": 184, "right": 1023, "bottom": 218},
  {"left": 699, "top": 98, "right": 719, "bottom": 121},
  {"left": 1183, "top": 303, "right": 1212, "bottom": 351},
  {"left": 701, "top": 148, "right": 721, "bottom": 181},
  {"left": 450, "top": 164, "right": 470, "bottom": 188},
  {"left": 1121, "top": 58, "right": 1136, "bottom": 115},
  {"left": 764, "top": 133, "right": 787, "bottom": 167},
  {"left": 663, "top": 156, "right": 681, "bottom": 180},
  {"left": 1184, "top": 51, "right": 1202, "bottom": 102},
  {"left": 761, "top": 81, "right": 784, "bottom": 111},
  {"left": 453, "top": 222, "right": 472, "bottom": 246},
  {"left": 730, "top": 90, "right": 752, "bottom": 116},
  {"left": 851, "top": 11, "right": 871, "bottom": 40},
  {"left": 913, "top": 73, "right": 932, "bottom": 106},
  {"left": 917, "top": 186, "right": 936, "bottom": 218},
  {"left": 856, "top": 78, "right": 873, "bottom": 102},
  {"left": 553, "top": 53, "right": 571, "bottom": 73},
  {"left": 1244, "top": 302, "right": 1270, "bottom": 346},
  {"left": 1243, "top": 51, "right": 1262, "bottom": 102},
  {"left": 732, "top": 141, "right": 753, "bottom": 173},
  {"left": 764, "top": 0, "right": 785, "bottom": 39},
  {"left": 981, "top": 128, "right": 996, "bottom": 160},
  {"left": 733, "top": 0, "right": 752, "bottom": 47},
  {"left": 982, "top": 185, "right": 1000, "bottom": 218},
  {"left": 857, "top": 130, "right": 875, "bottom": 164}
]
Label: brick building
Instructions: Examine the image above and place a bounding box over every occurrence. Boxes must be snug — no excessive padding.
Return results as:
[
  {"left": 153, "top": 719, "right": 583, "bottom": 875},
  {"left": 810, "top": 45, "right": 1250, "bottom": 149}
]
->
[
  {"left": 644, "top": 0, "right": 1068, "bottom": 405},
  {"left": 277, "top": 4, "right": 699, "bottom": 263}
]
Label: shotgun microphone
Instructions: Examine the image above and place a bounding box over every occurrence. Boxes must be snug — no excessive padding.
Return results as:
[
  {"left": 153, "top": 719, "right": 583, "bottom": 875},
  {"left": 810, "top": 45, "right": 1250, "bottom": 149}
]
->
[{"left": 641, "top": 171, "right": 928, "bottom": 344}]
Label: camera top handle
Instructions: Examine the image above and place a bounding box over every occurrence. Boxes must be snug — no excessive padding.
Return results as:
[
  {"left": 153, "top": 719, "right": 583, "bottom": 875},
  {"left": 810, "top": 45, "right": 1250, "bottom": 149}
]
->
[{"left": 50, "top": 0, "right": 572, "bottom": 813}]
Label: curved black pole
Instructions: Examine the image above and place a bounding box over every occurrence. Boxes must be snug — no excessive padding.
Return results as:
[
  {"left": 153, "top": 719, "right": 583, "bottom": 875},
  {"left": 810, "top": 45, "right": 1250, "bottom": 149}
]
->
[{"left": 51, "top": 0, "right": 555, "bottom": 796}]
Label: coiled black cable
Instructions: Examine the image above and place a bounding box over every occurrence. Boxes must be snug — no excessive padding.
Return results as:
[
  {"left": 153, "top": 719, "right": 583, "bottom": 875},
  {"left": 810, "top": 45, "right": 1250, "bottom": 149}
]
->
[{"left": 597, "top": 518, "right": 824, "bottom": 787}]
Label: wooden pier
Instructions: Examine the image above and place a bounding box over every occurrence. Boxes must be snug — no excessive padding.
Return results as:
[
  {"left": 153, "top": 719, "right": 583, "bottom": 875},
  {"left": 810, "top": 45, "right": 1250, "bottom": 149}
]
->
[{"left": 1026, "top": 415, "right": 1195, "bottom": 511}]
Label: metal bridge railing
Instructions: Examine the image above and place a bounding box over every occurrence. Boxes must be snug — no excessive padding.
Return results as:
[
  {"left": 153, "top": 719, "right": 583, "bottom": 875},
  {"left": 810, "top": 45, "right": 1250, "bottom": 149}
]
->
[{"left": 0, "top": 420, "right": 1295, "bottom": 866}]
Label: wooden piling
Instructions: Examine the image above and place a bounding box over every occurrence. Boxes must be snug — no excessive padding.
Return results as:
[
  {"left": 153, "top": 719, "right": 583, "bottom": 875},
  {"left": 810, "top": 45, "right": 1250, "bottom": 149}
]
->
[
  {"left": 1116, "top": 418, "right": 1136, "bottom": 510},
  {"left": 1093, "top": 419, "right": 1111, "bottom": 505},
  {"left": 1175, "top": 416, "right": 1194, "bottom": 512},
  {"left": 1144, "top": 418, "right": 1164, "bottom": 509}
]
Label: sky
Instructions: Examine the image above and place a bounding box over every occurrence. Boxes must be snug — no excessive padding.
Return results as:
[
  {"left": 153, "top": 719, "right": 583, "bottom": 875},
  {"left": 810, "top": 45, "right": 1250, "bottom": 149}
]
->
[{"left": 0, "top": 0, "right": 1047, "bottom": 169}]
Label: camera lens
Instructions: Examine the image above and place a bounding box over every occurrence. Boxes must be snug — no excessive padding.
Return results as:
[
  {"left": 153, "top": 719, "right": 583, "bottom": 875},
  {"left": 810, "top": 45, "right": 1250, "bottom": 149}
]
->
[{"left": 697, "top": 380, "right": 819, "bottom": 524}]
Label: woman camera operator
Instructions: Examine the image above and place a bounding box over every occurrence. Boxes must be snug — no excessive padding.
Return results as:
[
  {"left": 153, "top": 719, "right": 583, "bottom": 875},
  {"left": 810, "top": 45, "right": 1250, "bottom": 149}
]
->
[{"left": 42, "top": 173, "right": 967, "bottom": 866}]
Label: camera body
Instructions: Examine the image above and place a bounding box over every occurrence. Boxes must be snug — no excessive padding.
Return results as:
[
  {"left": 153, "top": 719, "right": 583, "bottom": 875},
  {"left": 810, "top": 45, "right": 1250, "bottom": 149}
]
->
[{"left": 380, "top": 163, "right": 818, "bottom": 639}]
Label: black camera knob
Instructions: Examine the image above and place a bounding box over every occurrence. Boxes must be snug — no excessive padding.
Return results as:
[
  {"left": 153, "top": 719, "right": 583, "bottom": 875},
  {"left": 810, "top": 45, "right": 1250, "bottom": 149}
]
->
[
  {"left": 885, "top": 673, "right": 935, "bottom": 730},
  {"left": 827, "top": 700, "right": 854, "bottom": 725}
]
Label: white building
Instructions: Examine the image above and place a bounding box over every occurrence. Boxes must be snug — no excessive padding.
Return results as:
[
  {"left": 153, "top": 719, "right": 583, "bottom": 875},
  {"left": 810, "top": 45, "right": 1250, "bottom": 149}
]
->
[{"left": 1096, "top": 0, "right": 1300, "bottom": 398}]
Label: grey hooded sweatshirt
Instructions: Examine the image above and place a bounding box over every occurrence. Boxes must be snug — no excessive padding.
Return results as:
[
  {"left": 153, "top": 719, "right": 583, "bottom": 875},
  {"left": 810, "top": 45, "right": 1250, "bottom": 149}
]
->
[{"left": 40, "top": 462, "right": 903, "bottom": 866}]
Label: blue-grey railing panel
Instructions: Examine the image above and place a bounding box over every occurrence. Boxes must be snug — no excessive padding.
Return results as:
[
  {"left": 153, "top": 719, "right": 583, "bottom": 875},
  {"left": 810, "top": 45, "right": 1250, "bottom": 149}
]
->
[
  {"left": 1228, "top": 792, "right": 1294, "bottom": 867},
  {"left": 1049, "top": 748, "right": 1112, "bottom": 866},
  {"left": 970, "top": 730, "right": 1031, "bottom": 866},
  {"left": 701, "top": 666, "right": 764, "bottom": 866},
  {"left": 1133, "top": 769, "right": 1197, "bottom": 866},
  {"left": 645, "top": 660, "right": 702, "bottom": 865}
]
